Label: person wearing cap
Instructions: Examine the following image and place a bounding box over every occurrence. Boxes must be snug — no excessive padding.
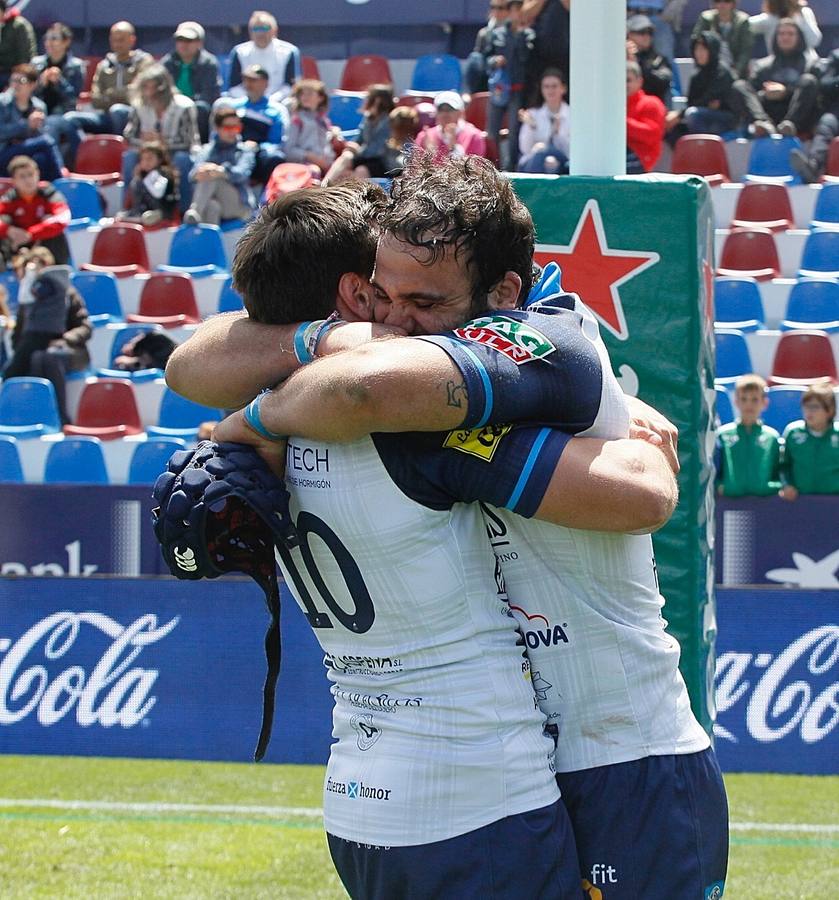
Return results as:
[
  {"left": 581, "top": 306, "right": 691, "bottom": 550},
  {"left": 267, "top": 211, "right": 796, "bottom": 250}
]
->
[
  {"left": 228, "top": 64, "right": 288, "bottom": 183},
  {"left": 228, "top": 10, "right": 301, "bottom": 104},
  {"left": 416, "top": 92, "right": 486, "bottom": 164},
  {"left": 627, "top": 2, "right": 688, "bottom": 64},
  {"left": 161, "top": 21, "right": 221, "bottom": 144},
  {"left": 626, "top": 13, "right": 673, "bottom": 105}
]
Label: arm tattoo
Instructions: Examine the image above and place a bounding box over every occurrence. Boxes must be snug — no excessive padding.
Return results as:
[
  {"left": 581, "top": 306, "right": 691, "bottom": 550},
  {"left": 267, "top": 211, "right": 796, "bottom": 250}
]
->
[{"left": 446, "top": 380, "right": 468, "bottom": 409}]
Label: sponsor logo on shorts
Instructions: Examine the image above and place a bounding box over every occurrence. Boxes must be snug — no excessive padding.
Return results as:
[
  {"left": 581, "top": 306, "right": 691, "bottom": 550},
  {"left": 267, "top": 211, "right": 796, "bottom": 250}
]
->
[
  {"left": 453, "top": 315, "right": 556, "bottom": 365},
  {"left": 350, "top": 714, "right": 381, "bottom": 751},
  {"left": 325, "top": 654, "right": 403, "bottom": 676},
  {"left": 334, "top": 689, "right": 422, "bottom": 714},
  {"left": 327, "top": 777, "right": 391, "bottom": 801},
  {"left": 443, "top": 424, "right": 512, "bottom": 461},
  {"left": 704, "top": 880, "right": 725, "bottom": 899}
]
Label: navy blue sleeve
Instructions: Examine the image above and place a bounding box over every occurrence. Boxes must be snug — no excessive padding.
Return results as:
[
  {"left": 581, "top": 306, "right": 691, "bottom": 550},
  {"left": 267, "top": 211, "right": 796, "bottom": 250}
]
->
[
  {"left": 416, "top": 308, "right": 603, "bottom": 434},
  {"left": 372, "top": 425, "right": 571, "bottom": 518}
]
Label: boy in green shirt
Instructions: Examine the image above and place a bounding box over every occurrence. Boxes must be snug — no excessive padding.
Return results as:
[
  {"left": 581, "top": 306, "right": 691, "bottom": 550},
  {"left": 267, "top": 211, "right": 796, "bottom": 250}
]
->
[
  {"left": 716, "top": 374, "right": 782, "bottom": 496},
  {"left": 780, "top": 384, "right": 839, "bottom": 499}
]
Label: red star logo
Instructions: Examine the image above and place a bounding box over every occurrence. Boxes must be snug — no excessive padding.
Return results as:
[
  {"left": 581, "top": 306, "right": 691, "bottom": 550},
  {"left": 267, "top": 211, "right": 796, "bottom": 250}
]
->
[{"left": 534, "top": 200, "right": 659, "bottom": 341}]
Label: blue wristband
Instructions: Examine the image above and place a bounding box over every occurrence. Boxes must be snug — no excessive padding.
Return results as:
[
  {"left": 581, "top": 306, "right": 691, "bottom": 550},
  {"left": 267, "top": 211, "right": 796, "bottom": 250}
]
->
[
  {"left": 293, "top": 321, "right": 315, "bottom": 364},
  {"left": 243, "top": 390, "right": 287, "bottom": 442}
]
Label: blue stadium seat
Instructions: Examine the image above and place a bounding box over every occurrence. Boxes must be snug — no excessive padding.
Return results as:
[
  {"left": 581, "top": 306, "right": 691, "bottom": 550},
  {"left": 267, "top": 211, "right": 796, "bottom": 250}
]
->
[
  {"left": 714, "top": 277, "right": 765, "bottom": 331},
  {"left": 0, "top": 434, "right": 23, "bottom": 482},
  {"left": 218, "top": 276, "right": 244, "bottom": 313},
  {"left": 798, "top": 229, "right": 839, "bottom": 278},
  {"left": 781, "top": 279, "right": 839, "bottom": 332},
  {"left": 219, "top": 52, "right": 233, "bottom": 92},
  {"left": 127, "top": 437, "right": 187, "bottom": 484},
  {"left": 715, "top": 385, "right": 734, "bottom": 426},
  {"left": 0, "top": 377, "right": 62, "bottom": 438},
  {"left": 105, "top": 324, "right": 162, "bottom": 371},
  {"left": 44, "top": 437, "right": 109, "bottom": 484},
  {"left": 71, "top": 270, "right": 123, "bottom": 324},
  {"left": 0, "top": 269, "right": 18, "bottom": 310},
  {"left": 715, "top": 329, "right": 753, "bottom": 386},
  {"left": 54, "top": 177, "right": 104, "bottom": 229},
  {"left": 763, "top": 386, "right": 806, "bottom": 434},
  {"left": 328, "top": 93, "right": 364, "bottom": 137},
  {"left": 147, "top": 388, "right": 225, "bottom": 439},
  {"left": 157, "top": 224, "right": 228, "bottom": 278},
  {"left": 810, "top": 182, "right": 839, "bottom": 230},
  {"left": 410, "top": 54, "right": 462, "bottom": 93},
  {"left": 745, "top": 135, "right": 803, "bottom": 184}
]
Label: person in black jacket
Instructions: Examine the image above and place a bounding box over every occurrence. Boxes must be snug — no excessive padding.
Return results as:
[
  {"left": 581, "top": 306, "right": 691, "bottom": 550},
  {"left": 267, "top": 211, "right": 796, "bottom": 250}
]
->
[
  {"left": 465, "top": 1, "right": 509, "bottom": 96},
  {"left": 790, "top": 48, "right": 839, "bottom": 182},
  {"left": 161, "top": 22, "right": 221, "bottom": 144},
  {"left": 626, "top": 14, "right": 673, "bottom": 106}
]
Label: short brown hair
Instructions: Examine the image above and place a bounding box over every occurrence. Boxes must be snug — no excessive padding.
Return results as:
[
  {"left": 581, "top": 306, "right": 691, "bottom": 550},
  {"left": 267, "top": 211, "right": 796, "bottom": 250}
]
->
[
  {"left": 802, "top": 384, "right": 836, "bottom": 419},
  {"left": 734, "top": 374, "right": 767, "bottom": 396},
  {"left": 8, "top": 155, "right": 38, "bottom": 175}
]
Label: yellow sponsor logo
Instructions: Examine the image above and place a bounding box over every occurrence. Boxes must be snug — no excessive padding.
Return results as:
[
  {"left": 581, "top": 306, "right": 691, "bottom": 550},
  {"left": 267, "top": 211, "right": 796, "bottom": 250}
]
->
[{"left": 443, "top": 424, "right": 512, "bottom": 461}]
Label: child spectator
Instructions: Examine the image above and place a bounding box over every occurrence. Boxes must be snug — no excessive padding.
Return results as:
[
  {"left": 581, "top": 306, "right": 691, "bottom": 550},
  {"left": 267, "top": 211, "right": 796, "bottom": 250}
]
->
[
  {"left": 228, "top": 64, "right": 288, "bottom": 183},
  {"left": 780, "top": 384, "right": 839, "bottom": 499},
  {"left": 112, "top": 330, "right": 177, "bottom": 371},
  {"left": 416, "top": 93, "right": 486, "bottom": 163},
  {"left": 283, "top": 79, "right": 337, "bottom": 175},
  {"left": 380, "top": 106, "right": 420, "bottom": 177},
  {"left": 517, "top": 67, "right": 569, "bottom": 173},
  {"left": 716, "top": 374, "right": 781, "bottom": 497},
  {"left": 324, "top": 84, "right": 395, "bottom": 183},
  {"left": 626, "top": 61, "right": 666, "bottom": 173},
  {"left": 116, "top": 141, "right": 178, "bottom": 226}
]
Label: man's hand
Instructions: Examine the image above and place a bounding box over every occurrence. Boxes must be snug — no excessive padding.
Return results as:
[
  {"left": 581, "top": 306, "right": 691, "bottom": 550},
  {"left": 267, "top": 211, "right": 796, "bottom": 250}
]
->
[
  {"left": 779, "top": 484, "right": 799, "bottom": 501},
  {"left": 213, "top": 410, "right": 288, "bottom": 479},
  {"left": 27, "top": 110, "right": 45, "bottom": 132},
  {"left": 625, "top": 395, "right": 680, "bottom": 475},
  {"left": 7, "top": 225, "right": 30, "bottom": 249}
]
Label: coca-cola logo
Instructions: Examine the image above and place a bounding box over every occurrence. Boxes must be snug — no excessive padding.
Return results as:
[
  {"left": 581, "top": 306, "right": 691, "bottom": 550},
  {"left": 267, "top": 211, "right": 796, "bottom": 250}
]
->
[
  {"left": 0, "top": 612, "right": 179, "bottom": 728},
  {"left": 714, "top": 626, "right": 839, "bottom": 745}
]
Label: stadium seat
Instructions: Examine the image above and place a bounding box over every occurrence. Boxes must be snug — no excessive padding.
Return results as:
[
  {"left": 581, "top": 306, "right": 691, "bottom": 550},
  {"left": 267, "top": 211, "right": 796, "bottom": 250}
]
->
[
  {"left": 730, "top": 182, "right": 794, "bottom": 232},
  {"left": 81, "top": 223, "right": 150, "bottom": 278},
  {"left": 671, "top": 134, "right": 731, "bottom": 185},
  {"left": 763, "top": 385, "right": 806, "bottom": 433},
  {"left": 67, "top": 135, "right": 126, "bottom": 186},
  {"left": 715, "top": 329, "right": 753, "bottom": 386},
  {"left": 301, "top": 55, "right": 321, "bottom": 80},
  {"left": 745, "top": 135, "right": 803, "bottom": 184},
  {"left": 715, "top": 385, "right": 734, "bottom": 426},
  {"left": 127, "top": 273, "right": 201, "bottom": 327},
  {"left": 44, "top": 436, "right": 109, "bottom": 484},
  {"left": 158, "top": 224, "right": 227, "bottom": 278},
  {"left": 0, "top": 268, "right": 17, "bottom": 308},
  {"left": 0, "top": 435, "right": 23, "bottom": 482},
  {"left": 328, "top": 93, "right": 365, "bottom": 136},
  {"left": 410, "top": 54, "right": 462, "bottom": 93},
  {"left": 80, "top": 55, "right": 101, "bottom": 94},
  {"left": 340, "top": 54, "right": 393, "bottom": 92},
  {"left": 127, "top": 437, "right": 187, "bottom": 484},
  {"left": 105, "top": 324, "right": 163, "bottom": 371},
  {"left": 781, "top": 279, "right": 839, "bottom": 332},
  {"left": 768, "top": 330, "right": 838, "bottom": 386},
  {"left": 0, "top": 377, "right": 62, "bottom": 438},
  {"left": 798, "top": 229, "right": 839, "bottom": 279},
  {"left": 825, "top": 136, "right": 839, "bottom": 182},
  {"left": 396, "top": 93, "right": 435, "bottom": 108},
  {"left": 147, "top": 388, "right": 225, "bottom": 440},
  {"left": 264, "top": 163, "right": 317, "bottom": 203},
  {"left": 218, "top": 276, "right": 244, "bottom": 313},
  {"left": 53, "top": 177, "right": 104, "bottom": 229},
  {"left": 465, "top": 92, "right": 490, "bottom": 132},
  {"left": 64, "top": 379, "right": 144, "bottom": 440},
  {"left": 810, "top": 183, "right": 839, "bottom": 230},
  {"left": 71, "top": 271, "right": 123, "bottom": 323},
  {"left": 716, "top": 228, "right": 780, "bottom": 281},
  {"left": 714, "top": 277, "right": 765, "bottom": 331}
]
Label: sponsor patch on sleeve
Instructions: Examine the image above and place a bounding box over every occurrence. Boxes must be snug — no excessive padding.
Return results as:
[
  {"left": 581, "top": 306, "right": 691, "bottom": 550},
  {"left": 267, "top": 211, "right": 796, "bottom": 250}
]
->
[
  {"left": 452, "top": 315, "right": 556, "bottom": 365},
  {"left": 443, "top": 424, "right": 512, "bottom": 461}
]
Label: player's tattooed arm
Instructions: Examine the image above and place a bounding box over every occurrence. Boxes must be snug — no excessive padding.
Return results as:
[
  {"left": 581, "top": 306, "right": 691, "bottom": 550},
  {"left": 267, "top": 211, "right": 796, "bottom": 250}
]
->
[{"left": 446, "top": 379, "right": 468, "bottom": 410}]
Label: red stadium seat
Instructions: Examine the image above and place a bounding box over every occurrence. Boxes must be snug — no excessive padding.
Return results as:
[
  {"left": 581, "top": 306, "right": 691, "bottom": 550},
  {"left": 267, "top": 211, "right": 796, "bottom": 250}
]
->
[
  {"left": 671, "top": 134, "right": 731, "bottom": 186},
  {"left": 717, "top": 228, "right": 780, "bottom": 281},
  {"left": 768, "top": 330, "right": 838, "bottom": 387},
  {"left": 824, "top": 137, "right": 839, "bottom": 183},
  {"left": 340, "top": 55, "right": 393, "bottom": 92},
  {"left": 301, "top": 55, "right": 321, "bottom": 80},
  {"left": 730, "top": 182, "right": 795, "bottom": 232},
  {"left": 64, "top": 379, "right": 143, "bottom": 440},
  {"left": 465, "top": 92, "right": 490, "bottom": 131},
  {"left": 127, "top": 273, "right": 200, "bottom": 327},
  {"left": 483, "top": 134, "right": 500, "bottom": 168},
  {"left": 80, "top": 55, "right": 102, "bottom": 94},
  {"left": 81, "top": 224, "right": 150, "bottom": 278},
  {"left": 67, "top": 135, "right": 126, "bottom": 186},
  {"left": 396, "top": 94, "right": 435, "bottom": 108}
]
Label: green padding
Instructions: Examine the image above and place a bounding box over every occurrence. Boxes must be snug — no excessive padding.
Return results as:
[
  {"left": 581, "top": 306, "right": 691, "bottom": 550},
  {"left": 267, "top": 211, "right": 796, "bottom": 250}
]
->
[{"left": 513, "top": 174, "right": 716, "bottom": 733}]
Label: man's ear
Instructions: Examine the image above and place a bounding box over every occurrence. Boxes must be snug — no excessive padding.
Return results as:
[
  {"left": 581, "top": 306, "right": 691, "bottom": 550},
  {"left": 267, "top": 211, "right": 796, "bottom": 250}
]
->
[
  {"left": 487, "top": 271, "right": 523, "bottom": 310},
  {"left": 336, "top": 272, "right": 375, "bottom": 322}
]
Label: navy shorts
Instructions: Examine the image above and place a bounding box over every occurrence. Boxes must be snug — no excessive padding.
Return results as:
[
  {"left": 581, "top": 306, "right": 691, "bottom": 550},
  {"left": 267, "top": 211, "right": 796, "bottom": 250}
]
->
[
  {"left": 327, "top": 799, "right": 583, "bottom": 899},
  {"left": 556, "top": 748, "right": 729, "bottom": 899}
]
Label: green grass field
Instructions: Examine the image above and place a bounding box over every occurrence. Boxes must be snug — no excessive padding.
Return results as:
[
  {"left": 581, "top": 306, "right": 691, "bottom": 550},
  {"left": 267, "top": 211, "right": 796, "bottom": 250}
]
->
[{"left": 0, "top": 756, "right": 836, "bottom": 899}]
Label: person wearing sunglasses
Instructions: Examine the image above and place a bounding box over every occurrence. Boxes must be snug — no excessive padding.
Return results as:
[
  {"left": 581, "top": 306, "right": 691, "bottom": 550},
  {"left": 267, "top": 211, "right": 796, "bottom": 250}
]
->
[
  {"left": 228, "top": 10, "right": 301, "bottom": 104},
  {"left": 0, "top": 1, "right": 36, "bottom": 92},
  {"left": 690, "top": 0, "right": 754, "bottom": 79}
]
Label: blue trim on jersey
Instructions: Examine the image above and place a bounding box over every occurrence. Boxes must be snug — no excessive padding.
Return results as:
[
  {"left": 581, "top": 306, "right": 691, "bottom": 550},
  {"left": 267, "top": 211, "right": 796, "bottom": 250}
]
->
[
  {"left": 506, "top": 427, "right": 551, "bottom": 511},
  {"left": 451, "top": 339, "right": 493, "bottom": 428}
]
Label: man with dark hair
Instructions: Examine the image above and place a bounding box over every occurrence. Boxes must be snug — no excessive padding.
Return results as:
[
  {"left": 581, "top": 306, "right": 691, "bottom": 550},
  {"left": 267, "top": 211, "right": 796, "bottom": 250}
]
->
[
  {"left": 790, "top": 45, "right": 839, "bottom": 183},
  {"left": 0, "top": 65, "right": 64, "bottom": 180},
  {"left": 228, "top": 64, "right": 288, "bottom": 182},
  {"left": 0, "top": 0, "right": 36, "bottom": 90},
  {"left": 626, "top": 14, "right": 673, "bottom": 105}
]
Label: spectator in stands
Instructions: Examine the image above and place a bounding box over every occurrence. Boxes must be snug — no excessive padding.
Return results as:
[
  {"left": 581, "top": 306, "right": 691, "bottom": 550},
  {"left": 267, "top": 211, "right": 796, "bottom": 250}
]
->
[
  {"left": 716, "top": 374, "right": 782, "bottom": 497},
  {"left": 666, "top": 31, "right": 738, "bottom": 140},
  {"left": 729, "top": 18, "right": 819, "bottom": 137},
  {"left": 626, "top": 60, "right": 665, "bottom": 173},
  {"left": 113, "top": 330, "right": 177, "bottom": 372},
  {"left": 0, "top": 66, "right": 64, "bottom": 182},
  {"left": 628, "top": 2, "right": 689, "bottom": 64},
  {"left": 161, "top": 22, "right": 221, "bottom": 145},
  {"left": 416, "top": 92, "right": 487, "bottom": 163},
  {"left": 65, "top": 21, "right": 152, "bottom": 139},
  {"left": 0, "top": 281, "right": 9, "bottom": 369},
  {"left": 749, "top": 0, "right": 821, "bottom": 64},
  {"left": 380, "top": 106, "right": 420, "bottom": 177},
  {"left": 517, "top": 67, "right": 570, "bottom": 173},
  {"left": 2, "top": 246, "right": 90, "bottom": 425},
  {"left": 228, "top": 10, "right": 301, "bottom": 103},
  {"left": 0, "top": 1, "right": 35, "bottom": 91},
  {"left": 691, "top": 0, "right": 754, "bottom": 80},
  {"left": 521, "top": 0, "right": 570, "bottom": 108},
  {"left": 122, "top": 64, "right": 200, "bottom": 213},
  {"left": 0, "top": 155, "right": 70, "bottom": 265},
  {"left": 116, "top": 141, "right": 178, "bottom": 226},
  {"left": 283, "top": 79, "right": 337, "bottom": 175},
  {"left": 484, "top": 0, "right": 535, "bottom": 170},
  {"left": 465, "top": 1, "right": 509, "bottom": 96},
  {"left": 780, "top": 384, "right": 839, "bottom": 499},
  {"left": 626, "top": 14, "right": 673, "bottom": 106},
  {"left": 323, "top": 85, "right": 395, "bottom": 183},
  {"left": 183, "top": 106, "right": 256, "bottom": 226},
  {"left": 229, "top": 64, "right": 288, "bottom": 183},
  {"left": 790, "top": 46, "right": 839, "bottom": 183}
]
